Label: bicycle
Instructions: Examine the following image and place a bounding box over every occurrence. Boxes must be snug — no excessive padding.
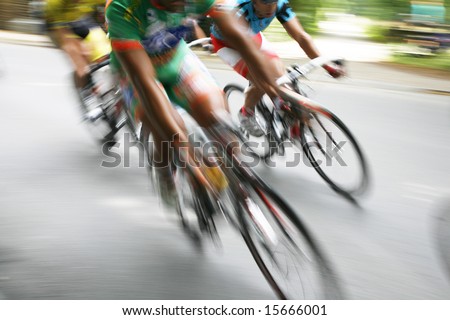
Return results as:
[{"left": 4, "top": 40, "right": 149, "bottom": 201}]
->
[
  {"left": 138, "top": 48, "right": 344, "bottom": 297},
  {"left": 141, "top": 108, "right": 344, "bottom": 299},
  {"left": 224, "top": 57, "right": 370, "bottom": 200},
  {"left": 74, "top": 57, "right": 138, "bottom": 146}
]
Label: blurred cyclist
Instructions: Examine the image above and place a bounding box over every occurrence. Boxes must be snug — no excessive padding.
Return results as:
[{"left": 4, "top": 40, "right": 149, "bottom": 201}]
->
[
  {"left": 44, "top": 0, "right": 111, "bottom": 90},
  {"left": 105, "top": 0, "right": 278, "bottom": 205},
  {"left": 210, "top": 0, "right": 344, "bottom": 136}
]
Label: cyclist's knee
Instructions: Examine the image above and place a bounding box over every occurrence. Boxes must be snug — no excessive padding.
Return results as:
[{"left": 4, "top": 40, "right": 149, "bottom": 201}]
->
[
  {"left": 190, "top": 90, "right": 226, "bottom": 127},
  {"left": 272, "top": 58, "right": 285, "bottom": 78}
]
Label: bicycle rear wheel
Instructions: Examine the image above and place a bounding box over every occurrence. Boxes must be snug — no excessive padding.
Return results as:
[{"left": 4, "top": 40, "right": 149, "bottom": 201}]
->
[
  {"left": 224, "top": 84, "right": 277, "bottom": 160},
  {"left": 299, "top": 106, "right": 369, "bottom": 196},
  {"left": 236, "top": 178, "right": 343, "bottom": 299},
  {"left": 75, "top": 64, "right": 119, "bottom": 144}
]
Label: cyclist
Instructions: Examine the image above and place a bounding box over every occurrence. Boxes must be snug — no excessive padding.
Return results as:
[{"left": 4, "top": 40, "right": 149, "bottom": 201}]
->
[
  {"left": 105, "top": 0, "right": 278, "bottom": 205},
  {"left": 210, "top": 0, "right": 344, "bottom": 136},
  {"left": 44, "top": 0, "right": 111, "bottom": 90}
]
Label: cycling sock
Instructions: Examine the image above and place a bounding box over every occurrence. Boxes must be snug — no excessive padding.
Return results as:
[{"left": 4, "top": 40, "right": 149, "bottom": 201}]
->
[{"left": 241, "top": 106, "right": 254, "bottom": 116}]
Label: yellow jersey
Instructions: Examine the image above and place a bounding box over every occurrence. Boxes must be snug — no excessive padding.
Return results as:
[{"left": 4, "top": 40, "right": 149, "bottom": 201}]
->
[{"left": 45, "top": 0, "right": 105, "bottom": 26}]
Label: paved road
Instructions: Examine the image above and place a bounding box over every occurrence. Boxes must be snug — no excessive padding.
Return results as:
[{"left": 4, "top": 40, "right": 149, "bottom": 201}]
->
[{"left": 0, "top": 43, "right": 449, "bottom": 299}]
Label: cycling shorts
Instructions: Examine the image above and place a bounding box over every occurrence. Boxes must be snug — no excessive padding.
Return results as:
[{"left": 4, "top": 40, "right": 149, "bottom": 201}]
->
[
  {"left": 118, "top": 41, "right": 222, "bottom": 120},
  {"left": 211, "top": 32, "right": 279, "bottom": 78}
]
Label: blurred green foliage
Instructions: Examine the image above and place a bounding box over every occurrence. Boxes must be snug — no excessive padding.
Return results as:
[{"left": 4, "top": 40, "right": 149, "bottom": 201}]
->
[
  {"left": 446, "top": 0, "right": 450, "bottom": 22},
  {"left": 348, "top": 0, "right": 410, "bottom": 21},
  {"left": 290, "top": 0, "right": 322, "bottom": 33},
  {"left": 290, "top": 0, "right": 449, "bottom": 26},
  {"left": 365, "top": 23, "right": 391, "bottom": 42}
]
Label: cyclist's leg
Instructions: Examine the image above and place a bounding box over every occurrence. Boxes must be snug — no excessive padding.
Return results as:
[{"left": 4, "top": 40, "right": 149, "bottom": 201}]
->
[
  {"left": 49, "top": 27, "right": 90, "bottom": 88},
  {"left": 213, "top": 33, "right": 284, "bottom": 111},
  {"left": 118, "top": 69, "right": 184, "bottom": 205},
  {"left": 157, "top": 43, "right": 230, "bottom": 191},
  {"left": 157, "top": 42, "right": 225, "bottom": 128},
  {"left": 118, "top": 71, "right": 184, "bottom": 169}
]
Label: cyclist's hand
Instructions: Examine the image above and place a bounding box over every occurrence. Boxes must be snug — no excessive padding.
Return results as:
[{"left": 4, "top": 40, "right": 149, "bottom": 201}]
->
[
  {"left": 323, "top": 63, "right": 346, "bottom": 78},
  {"left": 248, "top": 66, "right": 279, "bottom": 97},
  {"left": 202, "top": 43, "right": 214, "bottom": 52}
]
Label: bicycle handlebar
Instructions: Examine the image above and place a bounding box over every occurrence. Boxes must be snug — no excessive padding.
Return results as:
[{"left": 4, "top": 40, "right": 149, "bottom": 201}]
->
[
  {"left": 186, "top": 37, "right": 212, "bottom": 48},
  {"left": 90, "top": 37, "right": 213, "bottom": 73},
  {"left": 276, "top": 56, "right": 345, "bottom": 86}
]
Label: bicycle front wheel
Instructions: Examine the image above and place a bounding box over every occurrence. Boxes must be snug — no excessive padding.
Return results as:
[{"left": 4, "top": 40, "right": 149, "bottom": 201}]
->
[
  {"left": 224, "top": 84, "right": 277, "bottom": 160},
  {"left": 236, "top": 179, "right": 343, "bottom": 299},
  {"left": 300, "top": 107, "right": 369, "bottom": 196},
  {"left": 204, "top": 121, "right": 343, "bottom": 299}
]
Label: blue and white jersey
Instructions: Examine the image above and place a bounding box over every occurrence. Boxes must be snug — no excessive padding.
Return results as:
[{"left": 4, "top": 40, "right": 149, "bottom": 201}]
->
[{"left": 211, "top": 0, "right": 296, "bottom": 40}]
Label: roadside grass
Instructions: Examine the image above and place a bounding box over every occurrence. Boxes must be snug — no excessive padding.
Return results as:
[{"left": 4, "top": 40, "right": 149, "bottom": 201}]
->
[
  {"left": 262, "top": 14, "right": 450, "bottom": 73},
  {"left": 264, "top": 20, "right": 292, "bottom": 42},
  {"left": 391, "top": 49, "right": 450, "bottom": 71}
]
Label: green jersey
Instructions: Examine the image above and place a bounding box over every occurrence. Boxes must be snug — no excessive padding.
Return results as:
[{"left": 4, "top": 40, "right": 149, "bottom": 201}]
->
[{"left": 106, "top": 0, "right": 215, "bottom": 55}]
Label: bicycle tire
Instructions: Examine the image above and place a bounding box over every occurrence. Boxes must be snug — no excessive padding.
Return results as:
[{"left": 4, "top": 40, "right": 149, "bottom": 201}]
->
[
  {"left": 173, "top": 166, "right": 207, "bottom": 247},
  {"left": 139, "top": 125, "right": 155, "bottom": 185},
  {"left": 224, "top": 84, "right": 278, "bottom": 160},
  {"left": 232, "top": 170, "right": 343, "bottom": 299},
  {"left": 75, "top": 64, "right": 119, "bottom": 144},
  {"left": 213, "top": 125, "right": 343, "bottom": 299},
  {"left": 299, "top": 106, "right": 369, "bottom": 196}
]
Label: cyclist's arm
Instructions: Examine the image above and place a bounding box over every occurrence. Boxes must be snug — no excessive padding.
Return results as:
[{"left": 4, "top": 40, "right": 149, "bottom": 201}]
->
[
  {"left": 106, "top": 0, "right": 187, "bottom": 142},
  {"left": 282, "top": 18, "right": 320, "bottom": 60},
  {"left": 114, "top": 46, "right": 214, "bottom": 190},
  {"left": 209, "top": 6, "right": 278, "bottom": 97},
  {"left": 114, "top": 46, "right": 187, "bottom": 141},
  {"left": 189, "top": 19, "right": 207, "bottom": 39},
  {"left": 273, "top": 0, "right": 319, "bottom": 59}
]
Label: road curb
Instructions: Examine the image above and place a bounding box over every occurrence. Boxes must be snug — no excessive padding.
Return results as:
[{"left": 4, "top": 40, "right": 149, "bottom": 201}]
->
[
  {"left": 1, "top": 31, "right": 449, "bottom": 95},
  {"left": 198, "top": 53, "right": 450, "bottom": 96},
  {"left": 0, "top": 31, "right": 53, "bottom": 48}
]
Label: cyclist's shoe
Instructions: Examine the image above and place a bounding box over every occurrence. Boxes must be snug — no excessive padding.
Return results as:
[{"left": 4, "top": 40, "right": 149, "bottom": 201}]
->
[
  {"left": 80, "top": 86, "right": 103, "bottom": 122},
  {"left": 203, "top": 165, "right": 228, "bottom": 194},
  {"left": 86, "top": 106, "right": 104, "bottom": 122},
  {"left": 238, "top": 107, "right": 264, "bottom": 137},
  {"left": 154, "top": 166, "right": 177, "bottom": 208}
]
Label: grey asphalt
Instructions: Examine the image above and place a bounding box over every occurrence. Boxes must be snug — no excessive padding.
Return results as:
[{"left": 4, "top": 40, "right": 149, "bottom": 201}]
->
[{"left": 0, "top": 42, "right": 449, "bottom": 299}]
